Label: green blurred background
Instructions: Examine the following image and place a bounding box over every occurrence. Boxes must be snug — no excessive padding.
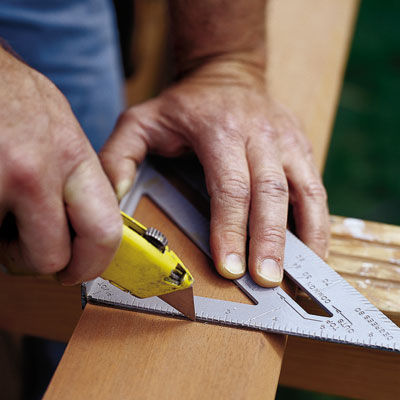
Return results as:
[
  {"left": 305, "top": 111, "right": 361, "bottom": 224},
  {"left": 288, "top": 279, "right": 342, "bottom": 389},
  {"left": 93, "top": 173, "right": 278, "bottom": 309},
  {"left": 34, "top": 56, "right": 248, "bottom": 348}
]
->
[
  {"left": 324, "top": 0, "right": 400, "bottom": 226},
  {"left": 277, "top": 0, "right": 399, "bottom": 398}
]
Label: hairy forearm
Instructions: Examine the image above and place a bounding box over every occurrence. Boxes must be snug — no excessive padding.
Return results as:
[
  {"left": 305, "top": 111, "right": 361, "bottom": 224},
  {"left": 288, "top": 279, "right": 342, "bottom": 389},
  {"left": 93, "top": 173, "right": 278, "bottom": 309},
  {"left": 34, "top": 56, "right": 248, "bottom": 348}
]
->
[
  {"left": 104, "top": 0, "right": 329, "bottom": 288},
  {"left": 168, "top": 0, "right": 266, "bottom": 78}
]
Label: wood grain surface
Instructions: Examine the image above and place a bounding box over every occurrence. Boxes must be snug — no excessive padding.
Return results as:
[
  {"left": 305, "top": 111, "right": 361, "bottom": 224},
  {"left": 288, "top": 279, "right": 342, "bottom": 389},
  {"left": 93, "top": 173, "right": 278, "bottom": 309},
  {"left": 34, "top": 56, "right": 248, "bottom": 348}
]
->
[
  {"left": 280, "top": 339, "right": 400, "bottom": 400},
  {"left": 295, "top": 216, "right": 400, "bottom": 324},
  {"left": 44, "top": 197, "right": 289, "bottom": 400},
  {"left": 0, "top": 273, "right": 81, "bottom": 342},
  {"left": 280, "top": 216, "right": 400, "bottom": 400},
  {"left": 125, "top": 0, "right": 169, "bottom": 106}
]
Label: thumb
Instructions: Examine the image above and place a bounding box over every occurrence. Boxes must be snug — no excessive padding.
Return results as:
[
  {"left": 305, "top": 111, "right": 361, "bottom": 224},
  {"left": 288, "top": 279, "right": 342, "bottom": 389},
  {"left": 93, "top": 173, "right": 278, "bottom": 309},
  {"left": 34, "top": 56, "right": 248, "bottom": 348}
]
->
[{"left": 99, "top": 100, "right": 160, "bottom": 201}]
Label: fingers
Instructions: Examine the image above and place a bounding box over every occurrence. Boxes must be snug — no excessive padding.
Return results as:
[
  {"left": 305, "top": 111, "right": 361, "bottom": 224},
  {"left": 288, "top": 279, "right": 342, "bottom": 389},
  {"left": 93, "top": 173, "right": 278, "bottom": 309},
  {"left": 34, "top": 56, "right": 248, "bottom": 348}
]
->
[
  {"left": 266, "top": 98, "right": 330, "bottom": 264},
  {"left": 247, "top": 130, "right": 288, "bottom": 287},
  {"left": 276, "top": 110, "right": 330, "bottom": 259},
  {"left": 199, "top": 138, "right": 249, "bottom": 280},
  {"left": 99, "top": 111, "right": 146, "bottom": 201},
  {"left": 100, "top": 100, "right": 162, "bottom": 201},
  {"left": 58, "top": 158, "right": 122, "bottom": 284},
  {"left": 101, "top": 99, "right": 191, "bottom": 201},
  {"left": 0, "top": 159, "right": 71, "bottom": 274},
  {"left": 0, "top": 149, "right": 122, "bottom": 282},
  {"left": 14, "top": 194, "right": 71, "bottom": 274},
  {"left": 286, "top": 155, "right": 330, "bottom": 259}
]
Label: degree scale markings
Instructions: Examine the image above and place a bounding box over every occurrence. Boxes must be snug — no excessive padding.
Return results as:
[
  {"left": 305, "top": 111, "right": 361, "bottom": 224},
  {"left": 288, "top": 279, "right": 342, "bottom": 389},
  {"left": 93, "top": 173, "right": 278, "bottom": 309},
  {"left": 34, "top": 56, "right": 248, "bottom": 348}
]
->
[{"left": 83, "top": 161, "right": 400, "bottom": 353}]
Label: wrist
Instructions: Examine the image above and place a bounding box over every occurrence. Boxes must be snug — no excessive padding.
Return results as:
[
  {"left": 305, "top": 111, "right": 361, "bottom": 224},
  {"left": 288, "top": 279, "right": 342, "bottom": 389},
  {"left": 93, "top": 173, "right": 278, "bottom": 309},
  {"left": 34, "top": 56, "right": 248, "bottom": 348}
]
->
[
  {"left": 174, "top": 52, "right": 266, "bottom": 92},
  {"left": 168, "top": 0, "right": 266, "bottom": 78}
]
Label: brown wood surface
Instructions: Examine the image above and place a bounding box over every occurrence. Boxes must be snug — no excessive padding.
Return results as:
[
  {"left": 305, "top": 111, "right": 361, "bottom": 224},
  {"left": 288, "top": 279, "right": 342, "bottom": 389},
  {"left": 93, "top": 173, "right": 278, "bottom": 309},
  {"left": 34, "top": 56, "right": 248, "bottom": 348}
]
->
[
  {"left": 296, "top": 216, "right": 400, "bottom": 323},
  {"left": 125, "top": 0, "right": 169, "bottom": 106},
  {"left": 44, "top": 197, "right": 289, "bottom": 400},
  {"left": 280, "top": 216, "right": 400, "bottom": 399},
  {"left": 0, "top": 273, "right": 81, "bottom": 342},
  {"left": 43, "top": 212, "right": 400, "bottom": 399},
  {"left": 280, "top": 339, "right": 400, "bottom": 400}
]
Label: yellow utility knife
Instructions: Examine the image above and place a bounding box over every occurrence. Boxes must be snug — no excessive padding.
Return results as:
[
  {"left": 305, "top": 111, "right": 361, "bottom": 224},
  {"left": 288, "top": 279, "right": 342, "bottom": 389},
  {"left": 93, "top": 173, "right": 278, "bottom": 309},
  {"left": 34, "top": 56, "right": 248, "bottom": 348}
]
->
[
  {"left": 0, "top": 211, "right": 195, "bottom": 320},
  {"left": 101, "top": 212, "right": 196, "bottom": 320}
]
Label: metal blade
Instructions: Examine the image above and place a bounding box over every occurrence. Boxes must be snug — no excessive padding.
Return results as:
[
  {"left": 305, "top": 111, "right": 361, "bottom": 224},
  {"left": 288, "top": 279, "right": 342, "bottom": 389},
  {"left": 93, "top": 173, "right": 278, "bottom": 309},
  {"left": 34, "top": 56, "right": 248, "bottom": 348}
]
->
[{"left": 159, "top": 286, "right": 196, "bottom": 321}]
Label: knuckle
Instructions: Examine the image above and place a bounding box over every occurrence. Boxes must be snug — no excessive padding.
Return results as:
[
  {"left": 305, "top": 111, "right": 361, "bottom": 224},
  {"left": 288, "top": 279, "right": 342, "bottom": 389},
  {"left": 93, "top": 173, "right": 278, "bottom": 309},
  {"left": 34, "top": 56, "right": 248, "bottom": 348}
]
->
[
  {"left": 32, "top": 253, "right": 69, "bottom": 275},
  {"left": 59, "top": 133, "right": 89, "bottom": 166},
  {"left": 308, "top": 227, "right": 330, "bottom": 247},
  {"left": 117, "top": 109, "right": 134, "bottom": 125},
  {"left": 92, "top": 213, "right": 123, "bottom": 250},
  {"left": 280, "top": 131, "right": 300, "bottom": 149},
  {"left": 112, "top": 109, "right": 139, "bottom": 134},
  {"left": 254, "top": 174, "right": 288, "bottom": 201},
  {"left": 7, "top": 152, "right": 43, "bottom": 194},
  {"left": 212, "top": 114, "right": 237, "bottom": 136},
  {"left": 250, "top": 122, "right": 278, "bottom": 144},
  {"left": 117, "top": 107, "right": 146, "bottom": 129},
  {"left": 262, "top": 121, "right": 277, "bottom": 139},
  {"left": 211, "top": 223, "right": 247, "bottom": 244},
  {"left": 303, "top": 140, "right": 314, "bottom": 156},
  {"left": 253, "top": 225, "right": 286, "bottom": 246},
  {"left": 302, "top": 181, "right": 327, "bottom": 202},
  {"left": 212, "top": 175, "right": 250, "bottom": 207}
]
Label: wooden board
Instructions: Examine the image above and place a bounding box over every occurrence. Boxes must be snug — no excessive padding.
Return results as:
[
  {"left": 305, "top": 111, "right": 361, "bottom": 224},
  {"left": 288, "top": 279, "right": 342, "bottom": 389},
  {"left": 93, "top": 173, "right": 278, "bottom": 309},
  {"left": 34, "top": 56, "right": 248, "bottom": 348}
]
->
[
  {"left": 44, "top": 197, "right": 289, "bottom": 400},
  {"left": 43, "top": 212, "right": 400, "bottom": 400},
  {"left": 295, "top": 216, "right": 400, "bottom": 323},
  {"left": 280, "top": 339, "right": 400, "bottom": 400},
  {"left": 280, "top": 216, "right": 400, "bottom": 399},
  {"left": 125, "top": 0, "right": 169, "bottom": 106},
  {"left": 0, "top": 273, "right": 81, "bottom": 342}
]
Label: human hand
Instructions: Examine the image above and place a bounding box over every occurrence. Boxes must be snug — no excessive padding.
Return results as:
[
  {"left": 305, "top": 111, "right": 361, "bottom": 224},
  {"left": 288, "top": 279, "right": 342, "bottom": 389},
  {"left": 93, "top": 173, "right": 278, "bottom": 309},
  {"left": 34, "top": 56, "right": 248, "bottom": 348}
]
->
[
  {"left": 100, "top": 61, "right": 329, "bottom": 287},
  {"left": 0, "top": 48, "right": 122, "bottom": 284}
]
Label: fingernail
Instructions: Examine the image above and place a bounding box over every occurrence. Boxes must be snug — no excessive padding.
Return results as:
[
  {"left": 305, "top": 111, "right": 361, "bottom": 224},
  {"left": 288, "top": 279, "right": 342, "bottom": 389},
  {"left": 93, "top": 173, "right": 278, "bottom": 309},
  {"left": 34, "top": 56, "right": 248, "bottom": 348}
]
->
[
  {"left": 60, "top": 281, "right": 78, "bottom": 286},
  {"left": 257, "top": 258, "right": 282, "bottom": 285},
  {"left": 223, "top": 253, "right": 245, "bottom": 276},
  {"left": 58, "top": 276, "right": 79, "bottom": 286},
  {"left": 116, "top": 179, "right": 132, "bottom": 201}
]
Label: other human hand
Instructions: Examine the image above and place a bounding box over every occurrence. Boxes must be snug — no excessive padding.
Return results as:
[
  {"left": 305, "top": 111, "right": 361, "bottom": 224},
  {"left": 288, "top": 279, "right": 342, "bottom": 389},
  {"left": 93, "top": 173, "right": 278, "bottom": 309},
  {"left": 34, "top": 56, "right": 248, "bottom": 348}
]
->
[
  {"left": 100, "top": 61, "right": 329, "bottom": 287},
  {"left": 0, "top": 48, "right": 122, "bottom": 284}
]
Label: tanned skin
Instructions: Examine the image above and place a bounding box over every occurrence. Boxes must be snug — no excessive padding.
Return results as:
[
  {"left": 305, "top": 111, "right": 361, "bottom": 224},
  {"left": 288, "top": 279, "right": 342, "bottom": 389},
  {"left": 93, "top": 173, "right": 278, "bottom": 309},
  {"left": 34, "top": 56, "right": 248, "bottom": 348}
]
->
[
  {"left": 0, "top": 1, "right": 329, "bottom": 287},
  {"left": 100, "top": 0, "right": 329, "bottom": 287}
]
